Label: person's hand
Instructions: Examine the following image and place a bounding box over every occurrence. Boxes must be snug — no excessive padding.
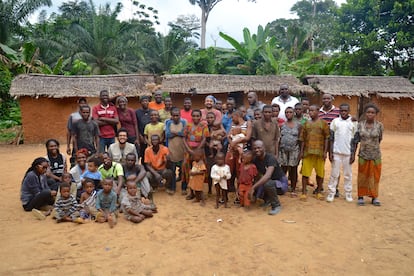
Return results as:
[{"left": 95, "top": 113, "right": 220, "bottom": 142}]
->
[
  {"left": 323, "top": 152, "right": 327, "bottom": 160},
  {"left": 350, "top": 155, "right": 355, "bottom": 164},
  {"left": 51, "top": 190, "right": 57, "bottom": 196},
  {"left": 66, "top": 147, "right": 71, "bottom": 155},
  {"left": 155, "top": 173, "right": 162, "bottom": 183},
  {"left": 329, "top": 153, "right": 333, "bottom": 163}
]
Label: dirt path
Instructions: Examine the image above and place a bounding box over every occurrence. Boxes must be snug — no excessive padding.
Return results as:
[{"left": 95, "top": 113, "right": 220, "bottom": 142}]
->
[{"left": 0, "top": 133, "right": 413, "bottom": 275}]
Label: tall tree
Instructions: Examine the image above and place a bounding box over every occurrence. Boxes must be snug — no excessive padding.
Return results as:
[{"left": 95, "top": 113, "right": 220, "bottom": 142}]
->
[
  {"left": 189, "top": 0, "right": 256, "bottom": 49},
  {"left": 0, "top": 0, "right": 52, "bottom": 44}
]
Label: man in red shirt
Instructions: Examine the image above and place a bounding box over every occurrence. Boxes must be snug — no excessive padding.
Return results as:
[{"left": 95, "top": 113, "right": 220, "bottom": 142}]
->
[{"left": 92, "top": 90, "right": 119, "bottom": 152}]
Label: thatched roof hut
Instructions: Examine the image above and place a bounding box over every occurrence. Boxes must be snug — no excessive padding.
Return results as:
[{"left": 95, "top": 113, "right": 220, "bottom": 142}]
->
[
  {"left": 304, "top": 75, "right": 414, "bottom": 132},
  {"left": 161, "top": 74, "right": 314, "bottom": 95},
  {"left": 305, "top": 75, "right": 414, "bottom": 99},
  {"left": 10, "top": 73, "right": 155, "bottom": 98}
]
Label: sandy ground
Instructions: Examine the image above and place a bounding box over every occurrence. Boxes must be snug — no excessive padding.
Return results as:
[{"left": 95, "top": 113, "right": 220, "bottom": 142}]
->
[{"left": 0, "top": 132, "right": 413, "bottom": 275}]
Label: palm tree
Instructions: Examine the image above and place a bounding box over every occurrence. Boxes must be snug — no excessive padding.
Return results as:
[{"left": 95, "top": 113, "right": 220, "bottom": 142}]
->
[{"left": 0, "top": 0, "right": 52, "bottom": 44}]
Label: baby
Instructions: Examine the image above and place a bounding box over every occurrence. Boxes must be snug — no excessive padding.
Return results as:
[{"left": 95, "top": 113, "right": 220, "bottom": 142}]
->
[
  {"left": 208, "top": 122, "right": 226, "bottom": 158},
  {"left": 229, "top": 127, "right": 245, "bottom": 163},
  {"left": 121, "top": 180, "right": 157, "bottom": 223}
]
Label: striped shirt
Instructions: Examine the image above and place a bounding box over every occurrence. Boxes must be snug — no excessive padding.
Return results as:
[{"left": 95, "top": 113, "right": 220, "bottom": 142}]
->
[
  {"left": 54, "top": 195, "right": 78, "bottom": 218},
  {"left": 319, "top": 106, "right": 340, "bottom": 125}
]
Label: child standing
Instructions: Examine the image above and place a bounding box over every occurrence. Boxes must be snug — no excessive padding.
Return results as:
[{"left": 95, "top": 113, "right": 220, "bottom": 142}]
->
[
  {"left": 79, "top": 178, "right": 98, "bottom": 221},
  {"left": 238, "top": 151, "right": 258, "bottom": 209},
  {"left": 121, "top": 180, "right": 156, "bottom": 223},
  {"left": 210, "top": 153, "right": 231, "bottom": 208},
  {"left": 299, "top": 105, "right": 330, "bottom": 201},
  {"left": 189, "top": 149, "right": 207, "bottom": 206},
  {"left": 95, "top": 178, "right": 118, "bottom": 228},
  {"left": 54, "top": 183, "right": 81, "bottom": 223}
]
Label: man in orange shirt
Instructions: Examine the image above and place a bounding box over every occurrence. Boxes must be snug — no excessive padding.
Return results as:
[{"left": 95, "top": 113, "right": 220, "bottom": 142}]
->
[
  {"left": 148, "top": 90, "right": 165, "bottom": 111},
  {"left": 144, "top": 134, "right": 174, "bottom": 194}
]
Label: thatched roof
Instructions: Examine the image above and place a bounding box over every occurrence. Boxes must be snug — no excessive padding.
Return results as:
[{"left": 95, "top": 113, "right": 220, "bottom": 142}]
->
[
  {"left": 10, "top": 74, "right": 155, "bottom": 98},
  {"left": 305, "top": 75, "right": 414, "bottom": 100},
  {"left": 161, "top": 74, "right": 314, "bottom": 95}
]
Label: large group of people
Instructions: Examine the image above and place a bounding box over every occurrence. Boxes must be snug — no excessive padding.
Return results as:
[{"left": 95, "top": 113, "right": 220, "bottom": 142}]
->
[{"left": 20, "top": 84, "right": 384, "bottom": 225}]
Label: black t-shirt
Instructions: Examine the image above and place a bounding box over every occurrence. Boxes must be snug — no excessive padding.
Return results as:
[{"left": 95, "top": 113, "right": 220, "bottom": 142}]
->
[{"left": 253, "top": 153, "right": 284, "bottom": 181}]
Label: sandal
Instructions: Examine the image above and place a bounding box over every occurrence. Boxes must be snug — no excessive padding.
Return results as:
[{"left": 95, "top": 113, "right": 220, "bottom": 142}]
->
[
  {"left": 357, "top": 197, "right": 365, "bottom": 206},
  {"left": 315, "top": 193, "right": 324, "bottom": 201},
  {"left": 372, "top": 198, "right": 381, "bottom": 206},
  {"left": 300, "top": 194, "right": 307, "bottom": 201}
]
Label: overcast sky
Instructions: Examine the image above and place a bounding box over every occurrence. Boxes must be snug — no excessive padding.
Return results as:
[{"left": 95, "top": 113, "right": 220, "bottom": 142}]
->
[{"left": 44, "top": 0, "right": 346, "bottom": 48}]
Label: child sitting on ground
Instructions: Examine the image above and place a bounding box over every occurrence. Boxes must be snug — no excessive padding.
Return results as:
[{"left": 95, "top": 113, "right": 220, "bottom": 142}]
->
[
  {"left": 228, "top": 127, "right": 245, "bottom": 163},
  {"left": 54, "top": 182, "right": 82, "bottom": 223},
  {"left": 238, "top": 151, "right": 258, "bottom": 209},
  {"left": 208, "top": 122, "right": 226, "bottom": 158},
  {"left": 210, "top": 152, "right": 231, "bottom": 208},
  {"left": 95, "top": 177, "right": 118, "bottom": 228},
  {"left": 189, "top": 148, "right": 207, "bottom": 206},
  {"left": 121, "top": 180, "right": 156, "bottom": 223},
  {"left": 78, "top": 178, "right": 98, "bottom": 221}
]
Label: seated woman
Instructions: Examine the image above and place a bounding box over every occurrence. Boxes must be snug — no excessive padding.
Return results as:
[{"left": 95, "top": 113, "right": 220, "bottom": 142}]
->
[
  {"left": 20, "top": 157, "right": 57, "bottom": 219},
  {"left": 44, "top": 139, "right": 67, "bottom": 191}
]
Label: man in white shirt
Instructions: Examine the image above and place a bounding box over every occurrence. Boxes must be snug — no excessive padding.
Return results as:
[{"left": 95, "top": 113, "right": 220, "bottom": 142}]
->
[
  {"left": 326, "top": 103, "right": 357, "bottom": 202},
  {"left": 271, "top": 84, "right": 299, "bottom": 121}
]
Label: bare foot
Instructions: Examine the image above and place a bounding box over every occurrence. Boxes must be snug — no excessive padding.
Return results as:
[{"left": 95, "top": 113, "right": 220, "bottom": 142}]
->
[{"left": 108, "top": 215, "right": 115, "bottom": 228}]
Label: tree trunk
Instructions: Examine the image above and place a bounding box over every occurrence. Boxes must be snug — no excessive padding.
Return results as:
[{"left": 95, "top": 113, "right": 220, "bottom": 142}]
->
[{"left": 200, "top": 9, "right": 207, "bottom": 48}]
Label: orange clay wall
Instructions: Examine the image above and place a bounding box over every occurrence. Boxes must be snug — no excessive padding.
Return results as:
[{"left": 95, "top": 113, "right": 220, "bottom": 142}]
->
[{"left": 372, "top": 97, "right": 414, "bottom": 132}]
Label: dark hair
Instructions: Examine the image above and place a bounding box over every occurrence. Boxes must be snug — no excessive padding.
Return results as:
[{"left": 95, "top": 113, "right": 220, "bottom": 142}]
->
[
  {"left": 301, "top": 97, "right": 309, "bottom": 102},
  {"left": 45, "top": 139, "right": 60, "bottom": 159},
  {"left": 262, "top": 104, "right": 272, "bottom": 111},
  {"left": 78, "top": 97, "right": 87, "bottom": 104},
  {"left": 271, "top": 103, "right": 280, "bottom": 110},
  {"left": 191, "top": 109, "right": 201, "bottom": 116},
  {"left": 83, "top": 178, "right": 95, "bottom": 186},
  {"left": 206, "top": 111, "right": 216, "bottom": 119},
  {"left": 294, "top": 103, "right": 302, "bottom": 108},
  {"left": 364, "top": 103, "right": 380, "bottom": 113},
  {"left": 87, "top": 157, "right": 101, "bottom": 167},
  {"left": 339, "top": 103, "right": 350, "bottom": 109},
  {"left": 215, "top": 152, "right": 225, "bottom": 159},
  {"left": 140, "top": 95, "right": 149, "bottom": 102},
  {"left": 184, "top": 97, "right": 192, "bottom": 102},
  {"left": 126, "top": 152, "right": 137, "bottom": 160},
  {"left": 254, "top": 108, "right": 262, "bottom": 113},
  {"left": 100, "top": 90, "right": 108, "bottom": 96},
  {"left": 60, "top": 182, "right": 71, "bottom": 190},
  {"left": 285, "top": 106, "right": 294, "bottom": 111},
  {"left": 117, "top": 127, "right": 128, "bottom": 136},
  {"left": 171, "top": 107, "right": 180, "bottom": 114},
  {"left": 23, "top": 157, "right": 49, "bottom": 178},
  {"left": 80, "top": 105, "right": 91, "bottom": 111},
  {"left": 227, "top": 97, "right": 235, "bottom": 102}
]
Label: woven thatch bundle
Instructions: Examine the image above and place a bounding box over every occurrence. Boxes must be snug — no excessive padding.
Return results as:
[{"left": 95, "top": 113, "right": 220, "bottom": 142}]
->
[
  {"left": 161, "top": 74, "right": 314, "bottom": 95},
  {"left": 10, "top": 74, "right": 155, "bottom": 98},
  {"left": 305, "top": 75, "right": 414, "bottom": 99}
]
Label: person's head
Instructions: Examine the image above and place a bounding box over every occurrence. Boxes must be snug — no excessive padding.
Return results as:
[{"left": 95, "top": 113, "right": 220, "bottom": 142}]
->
[
  {"left": 126, "top": 180, "right": 138, "bottom": 196},
  {"left": 83, "top": 178, "right": 95, "bottom": 194},
  {"left": 339, "top": 103, "right": 350, "bottom": 120},
  {"left": 231, "top": 110, "right": 243, "bottom": 124},
  {"left": 204, "top": 95, "right": 215, "bottom": 109},
  {"left": 102, "top": 177, "right": 113, "bottom": 193},
  {"left": 102, "top": 152, "right": 112, "bottom": 168},
  {"left": 117, "top": 128, "right": 128, "bottom": 144},
  {"left": 192, "top": 148, "right": 204, "bottom": 162},
  {"left": 78, "top": 97, "right": 88, "bottom": 109},
  {"left": 164, "top": 96, "right": 172, "bottom": 110},
  {"left": 87, "top": 157, "right": 100, "bottom": 172},
  {"left": 215, "top": 152, "right": 225, "bottom": 166},
  {"left": 76, "top": 148, "right": 88, "bottom": 167},
  {"left": 242, "top": 150, "right": 254, "bottom": 164},
  {"left": 364, "top": 103, "right": 380, "bottom": 121},
  {"left": 125, "top": 152, "right": 137, "bottom": 168},
  {"left": 191, "top": 109, "right": 202, "bottom": 124},
  {"left": 45, "top": 139, "right": 60, "bottom": 156},
  {"left": 140, "top": 96, "right": 150, "bottom": 109},
  {"left": 226, "top": 97, "right": 235, "bottom": 112},
  {"left": 254, "top": 108, "right": 262, "bottom": 121},
  {"left": 301, "top": 98, "right": 310, "bottom": 112},
  {"left": 294, "top": 103, "right": 303, "bottom": 117},
  {"left": 231, "top": 126, "right": 242, "bottom": 135},
  {"left": 99, "top": 90, "right": 109, "bottom": 105},
  {"left": 153, "top": 90, "right": 163, "bottom": 104},
  {"left": 285, "top": 107, "right": 294, "bottom": 121},
  {"left": 151, "top": 134, "right": 160, "bottom": 147},
  {"left": 252, "top": 140, "right": 265, "bottom": 158},
  {"left": 206, "top": 112, "right": 216, "bottom": 126},
  {"left": 247, "top": 92, "right": 258, "bottom": 105},
  {"left": 116, "top": 96, "right": 128, "bottom": 110},
  {"left": 61, "top": 172, "right": 72, "bottom": 184},
  {"left": 171, "top": 107, "right": 181, "bottom": 123},
  {"left": 238, "top": 106, "right": 247, "bottom": 119},
  {"left": 262, "top": 105, "right": 273, "bottom": 120},
  {"left": 28, "top": 157, "right": 49, "bottom": 176},
  {"left": 183, "top": 97, "right": 192, "bottom": 111},
  {"left": 79, "top": 105, "right": 91, "bottom": 121},
  {"left": 150, "top": 110, "right": 160, "bottom": 123},
  {"left": 279, "top": 84, "right": 290, "bottom": 99},
  {"left": 272, "top": 104, "right": 280, "bottom": 118},
  {"left": 222, "top": 103, "right": 228, "bottom": 114},
  {"left": 215, "top": 99, "right": 222, "bottom": 111},
  {"left": 322, "top": 94, "right": 333, "bottom": 108},
  {"left": 60, "top": 182, "right": 71, "bottom": 199},
  {"left": 309, "top": 105, "right": 319, "bottom": 120}
]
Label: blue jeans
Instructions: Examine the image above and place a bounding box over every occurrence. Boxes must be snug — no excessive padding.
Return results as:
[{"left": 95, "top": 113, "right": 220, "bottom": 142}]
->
[{"left": 99, "top": 137, "right": 115, "bottom": 153}]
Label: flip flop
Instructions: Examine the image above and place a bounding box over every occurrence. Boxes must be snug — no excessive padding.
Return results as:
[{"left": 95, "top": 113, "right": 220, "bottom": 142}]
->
[
  {"left": 358, "top": 198, "right": 365, "bottom": 206},
  {"left": 372, "top": 198, "right": 381, "bottom": 206}
]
